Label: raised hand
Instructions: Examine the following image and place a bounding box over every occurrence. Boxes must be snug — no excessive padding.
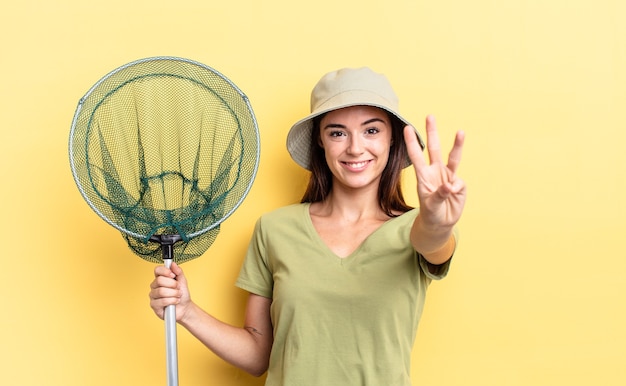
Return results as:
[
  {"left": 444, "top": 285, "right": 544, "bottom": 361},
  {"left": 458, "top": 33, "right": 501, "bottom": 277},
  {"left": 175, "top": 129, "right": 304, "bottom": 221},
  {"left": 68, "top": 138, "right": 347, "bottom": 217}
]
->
[{"left": 404, "top": 115, "right": 466, "bottom": 231}]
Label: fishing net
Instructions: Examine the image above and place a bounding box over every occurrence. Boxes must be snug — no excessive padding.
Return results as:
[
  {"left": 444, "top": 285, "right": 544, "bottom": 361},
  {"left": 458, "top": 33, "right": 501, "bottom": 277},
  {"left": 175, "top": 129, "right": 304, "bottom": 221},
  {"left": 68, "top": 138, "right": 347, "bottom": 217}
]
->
[
  {"left": 69, "top": 56, "right": 260, "bottom": 264},
  {"left": 68, "top": 57, "right": 260, "bottom": 386}
]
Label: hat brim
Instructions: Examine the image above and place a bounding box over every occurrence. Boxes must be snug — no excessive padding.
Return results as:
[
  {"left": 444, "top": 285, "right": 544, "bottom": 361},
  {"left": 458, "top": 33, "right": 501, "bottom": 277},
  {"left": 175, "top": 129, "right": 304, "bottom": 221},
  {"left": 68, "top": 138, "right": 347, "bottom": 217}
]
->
[{"left": 286, "top": 102, "right": 424, "bottom": 171}]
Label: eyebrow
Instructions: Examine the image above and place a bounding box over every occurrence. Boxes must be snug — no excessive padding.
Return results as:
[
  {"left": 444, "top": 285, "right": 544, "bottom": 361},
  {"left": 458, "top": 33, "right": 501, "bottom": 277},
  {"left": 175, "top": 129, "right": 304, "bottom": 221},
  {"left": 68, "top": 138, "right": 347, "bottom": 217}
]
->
[{"left": 322, "top": 118, "right": 387, "bottom": 131}]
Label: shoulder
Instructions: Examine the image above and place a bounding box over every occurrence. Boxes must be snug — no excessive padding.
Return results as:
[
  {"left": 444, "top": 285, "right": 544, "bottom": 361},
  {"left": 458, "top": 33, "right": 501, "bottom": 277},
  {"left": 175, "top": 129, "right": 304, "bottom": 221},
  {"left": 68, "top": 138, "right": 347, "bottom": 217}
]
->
[
  {"left": 259, "top": 203, "right": 308, "bottom": 221},
  {"left": 254, "top": 203, "right": 310, "bottom": 232},
  {"left": 248, "top": 203, "right": 313, "bottom": 254}
]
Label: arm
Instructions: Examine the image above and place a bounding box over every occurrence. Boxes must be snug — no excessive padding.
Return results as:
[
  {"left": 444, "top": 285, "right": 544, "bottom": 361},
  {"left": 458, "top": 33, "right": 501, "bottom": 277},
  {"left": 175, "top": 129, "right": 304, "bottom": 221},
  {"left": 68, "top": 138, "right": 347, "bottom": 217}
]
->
[
  {"left": 404, "top": 115, "right": 466, "bottom": 265},
  {"left": 149, "top": 263, "right": 273, "bottom": 376},
  {"left": 410, "top": 217, "right": 456, "bottom": 265}
]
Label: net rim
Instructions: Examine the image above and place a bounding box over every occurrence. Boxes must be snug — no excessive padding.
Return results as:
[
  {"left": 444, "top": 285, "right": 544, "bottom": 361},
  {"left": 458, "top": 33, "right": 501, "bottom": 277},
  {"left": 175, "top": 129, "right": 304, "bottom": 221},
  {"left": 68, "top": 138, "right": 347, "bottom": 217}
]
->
[{"left": 68, "top": 56, "right": 260, "bottom": 241}]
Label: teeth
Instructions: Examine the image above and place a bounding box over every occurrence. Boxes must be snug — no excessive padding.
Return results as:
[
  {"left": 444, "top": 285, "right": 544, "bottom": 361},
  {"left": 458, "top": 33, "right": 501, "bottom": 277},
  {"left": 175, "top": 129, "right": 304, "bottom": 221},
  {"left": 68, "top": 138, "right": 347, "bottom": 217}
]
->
[{"left": 346, "top": 161, "right": 368, "bottom": 168}]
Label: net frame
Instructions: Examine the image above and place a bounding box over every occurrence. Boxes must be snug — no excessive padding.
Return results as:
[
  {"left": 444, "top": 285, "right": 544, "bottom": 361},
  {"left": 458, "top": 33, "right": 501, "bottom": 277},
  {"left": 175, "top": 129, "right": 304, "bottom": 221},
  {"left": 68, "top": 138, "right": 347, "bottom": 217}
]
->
[{"left": 69, "top": 56, "right": 260, "bottom": 247}]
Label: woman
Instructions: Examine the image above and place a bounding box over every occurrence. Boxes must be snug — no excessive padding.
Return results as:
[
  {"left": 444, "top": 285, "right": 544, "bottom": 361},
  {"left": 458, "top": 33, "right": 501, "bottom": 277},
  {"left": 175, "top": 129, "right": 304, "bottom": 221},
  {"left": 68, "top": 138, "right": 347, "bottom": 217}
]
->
[{"left": 149, "top": 67, "right": 466, "bottom": 385}]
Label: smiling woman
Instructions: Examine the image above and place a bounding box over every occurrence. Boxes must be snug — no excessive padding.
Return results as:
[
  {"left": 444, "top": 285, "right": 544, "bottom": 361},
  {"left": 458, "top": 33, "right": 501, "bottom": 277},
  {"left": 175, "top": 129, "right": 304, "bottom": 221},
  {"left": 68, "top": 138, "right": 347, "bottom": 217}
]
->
[
  {"left": 318, "top": 106, "right": 393, "bottom": 192},
  {"left": 300, "top": 71, "right": 422, "bottom": 216},
  {"left": 149, "top": 66, "right": 466, "bottom": 386}
]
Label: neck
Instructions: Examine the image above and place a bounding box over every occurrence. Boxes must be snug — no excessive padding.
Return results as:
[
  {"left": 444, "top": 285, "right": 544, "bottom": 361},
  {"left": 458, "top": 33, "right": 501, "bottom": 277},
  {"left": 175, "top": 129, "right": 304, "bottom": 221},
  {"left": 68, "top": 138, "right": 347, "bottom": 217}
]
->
[{"left": 316, "top": 183, "right": 385, "bottom": 222}]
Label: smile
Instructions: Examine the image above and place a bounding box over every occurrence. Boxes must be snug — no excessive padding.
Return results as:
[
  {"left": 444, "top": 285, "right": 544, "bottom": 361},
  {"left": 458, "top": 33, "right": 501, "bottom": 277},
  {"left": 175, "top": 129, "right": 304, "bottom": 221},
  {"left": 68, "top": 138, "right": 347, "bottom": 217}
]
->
[{"left": 343, "top": 160, "right": 370, "bottom": 169}]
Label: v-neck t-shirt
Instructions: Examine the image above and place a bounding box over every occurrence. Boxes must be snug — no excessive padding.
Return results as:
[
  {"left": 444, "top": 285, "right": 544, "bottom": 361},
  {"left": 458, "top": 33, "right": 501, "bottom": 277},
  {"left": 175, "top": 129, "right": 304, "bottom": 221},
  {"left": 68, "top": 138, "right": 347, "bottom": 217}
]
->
[{"left": 235, "top": 203, "right": 452, "bottom": 386}]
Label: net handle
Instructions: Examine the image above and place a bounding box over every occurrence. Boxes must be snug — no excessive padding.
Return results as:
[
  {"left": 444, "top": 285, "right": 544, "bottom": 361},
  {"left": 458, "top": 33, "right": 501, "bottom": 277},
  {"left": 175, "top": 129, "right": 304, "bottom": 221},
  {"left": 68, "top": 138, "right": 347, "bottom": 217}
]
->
[
  {"left": 165, "top": 258, "right": 178, "bottom": 386},
  {"left": 153, "top": 235, "right": 183, "bottom": 386}
]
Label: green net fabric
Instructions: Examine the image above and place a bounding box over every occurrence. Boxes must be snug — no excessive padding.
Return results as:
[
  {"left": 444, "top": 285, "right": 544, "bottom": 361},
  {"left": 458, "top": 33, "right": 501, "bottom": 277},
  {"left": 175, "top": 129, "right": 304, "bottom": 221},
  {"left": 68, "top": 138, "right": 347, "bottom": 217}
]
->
[{"left": 69, "top": 57, "right": 259, "bottom": 263}]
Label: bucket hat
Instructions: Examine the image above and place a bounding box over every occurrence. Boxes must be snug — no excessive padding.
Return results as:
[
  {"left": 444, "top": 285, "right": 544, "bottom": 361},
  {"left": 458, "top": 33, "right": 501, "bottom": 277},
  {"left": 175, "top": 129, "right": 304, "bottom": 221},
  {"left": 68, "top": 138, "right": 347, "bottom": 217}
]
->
[{"left": 286, "top": 67, "right": 424, "bottom": 170}]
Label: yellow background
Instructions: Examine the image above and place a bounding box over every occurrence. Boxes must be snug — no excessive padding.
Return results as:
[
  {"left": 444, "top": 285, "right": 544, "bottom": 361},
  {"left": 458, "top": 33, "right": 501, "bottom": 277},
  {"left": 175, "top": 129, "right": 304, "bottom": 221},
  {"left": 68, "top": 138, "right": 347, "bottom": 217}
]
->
[{"left": 1, "top": 0, "right": 624, "bottom": 385}]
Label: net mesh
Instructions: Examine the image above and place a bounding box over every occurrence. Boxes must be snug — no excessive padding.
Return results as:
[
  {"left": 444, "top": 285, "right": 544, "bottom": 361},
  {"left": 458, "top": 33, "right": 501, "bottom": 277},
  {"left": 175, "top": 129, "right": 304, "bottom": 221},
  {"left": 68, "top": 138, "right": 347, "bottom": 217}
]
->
[{"left": 69, "top": 57, "right": 259, "bottom": 264}]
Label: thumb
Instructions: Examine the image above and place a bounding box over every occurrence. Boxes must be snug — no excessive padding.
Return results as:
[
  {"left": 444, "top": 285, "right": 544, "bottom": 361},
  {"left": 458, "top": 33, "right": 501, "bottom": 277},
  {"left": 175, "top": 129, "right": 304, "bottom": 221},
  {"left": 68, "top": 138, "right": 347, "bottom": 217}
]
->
[{"left": 170, "top": 262, "right": 186, "bottom": 281}]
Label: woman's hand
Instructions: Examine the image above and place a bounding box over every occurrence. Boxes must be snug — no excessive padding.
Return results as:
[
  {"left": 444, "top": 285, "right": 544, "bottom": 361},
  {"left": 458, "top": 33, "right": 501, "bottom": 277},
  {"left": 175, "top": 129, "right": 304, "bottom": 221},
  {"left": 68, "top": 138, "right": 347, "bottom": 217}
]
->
[
  {"left": 404, "top": 115, "right": 466, "bottom": 263},
  {"left": 148, "top": 263, "right": 273, "bottom": 376},
  {"left": 404, "top": 115, "right": 466, "bottom": 230},
  {"left": 149, "top": 262, "right": 192, "bottom": 322}
]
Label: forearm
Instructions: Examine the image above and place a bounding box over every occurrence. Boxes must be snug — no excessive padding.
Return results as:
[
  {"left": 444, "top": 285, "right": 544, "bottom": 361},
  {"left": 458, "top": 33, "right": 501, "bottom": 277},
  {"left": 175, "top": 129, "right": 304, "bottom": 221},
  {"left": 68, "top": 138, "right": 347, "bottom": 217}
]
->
[
  {"left": 179, "top": 302, "right": 271, "bottom": 376},
  {"left": 410, "top": 214, "right": 456, "bottom": 265}
]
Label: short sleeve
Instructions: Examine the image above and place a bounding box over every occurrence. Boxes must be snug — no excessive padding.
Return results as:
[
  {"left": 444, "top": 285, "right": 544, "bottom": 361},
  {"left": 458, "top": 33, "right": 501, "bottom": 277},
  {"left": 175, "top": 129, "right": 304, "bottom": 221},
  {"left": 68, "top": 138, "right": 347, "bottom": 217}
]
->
[
  {"left": 418, "top": 254, "right": 451, "bottom": 280},
  {"left": 235, "top": 217, "right": 274, "bottom": 298}
]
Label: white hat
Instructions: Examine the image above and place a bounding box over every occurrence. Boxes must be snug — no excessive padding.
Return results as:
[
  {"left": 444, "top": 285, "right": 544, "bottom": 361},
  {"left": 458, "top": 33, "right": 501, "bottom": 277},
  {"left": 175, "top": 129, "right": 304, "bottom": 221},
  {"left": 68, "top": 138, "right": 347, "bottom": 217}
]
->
[{"left": 286, "top": 67, "right": 424, "bottom": 170}]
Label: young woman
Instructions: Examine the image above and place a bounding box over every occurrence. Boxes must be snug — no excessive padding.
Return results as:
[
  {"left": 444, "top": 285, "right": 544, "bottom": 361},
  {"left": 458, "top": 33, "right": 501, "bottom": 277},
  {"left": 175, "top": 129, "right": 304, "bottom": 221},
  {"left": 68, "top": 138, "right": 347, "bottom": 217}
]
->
[{"left": 149, "top": 67, "right": 466, "bottom": 385}]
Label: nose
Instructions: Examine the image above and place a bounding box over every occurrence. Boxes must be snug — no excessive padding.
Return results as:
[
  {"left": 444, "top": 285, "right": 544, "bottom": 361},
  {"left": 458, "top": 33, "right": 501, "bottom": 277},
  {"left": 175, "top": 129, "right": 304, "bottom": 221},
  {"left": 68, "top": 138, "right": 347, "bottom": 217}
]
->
[{"left": 347, "top": 134, "right": 364, "bottom": 155}]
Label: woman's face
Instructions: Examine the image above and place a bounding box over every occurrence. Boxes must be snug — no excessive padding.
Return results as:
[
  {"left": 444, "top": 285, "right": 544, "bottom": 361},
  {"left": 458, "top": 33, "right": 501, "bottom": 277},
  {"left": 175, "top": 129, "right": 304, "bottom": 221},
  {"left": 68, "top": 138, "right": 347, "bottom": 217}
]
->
[{"left": 318, "top": 105, "right": 393, "bottom": 192}]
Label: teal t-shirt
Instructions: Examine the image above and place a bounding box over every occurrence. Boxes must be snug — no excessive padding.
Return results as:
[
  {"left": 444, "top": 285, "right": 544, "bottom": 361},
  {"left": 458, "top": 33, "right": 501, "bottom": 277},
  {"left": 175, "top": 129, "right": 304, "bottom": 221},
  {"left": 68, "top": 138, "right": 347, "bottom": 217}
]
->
[{"left": 236, "top": 203, "right": 452, "bottom": 386}]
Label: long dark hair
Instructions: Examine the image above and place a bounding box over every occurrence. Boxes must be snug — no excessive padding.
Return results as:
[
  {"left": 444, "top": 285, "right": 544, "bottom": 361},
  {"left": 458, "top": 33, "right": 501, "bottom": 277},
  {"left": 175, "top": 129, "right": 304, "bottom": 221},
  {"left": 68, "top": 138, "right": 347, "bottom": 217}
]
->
[{"left": 300, "top": 111, "right": 413, "bottom": 217}]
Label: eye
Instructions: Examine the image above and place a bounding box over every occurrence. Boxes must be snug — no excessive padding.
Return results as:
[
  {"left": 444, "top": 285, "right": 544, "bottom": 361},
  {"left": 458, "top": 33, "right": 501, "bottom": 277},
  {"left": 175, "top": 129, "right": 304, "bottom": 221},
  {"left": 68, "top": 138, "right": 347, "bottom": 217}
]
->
[
  {"left": 365, "top": 127, "right": 380, "bottom": 135},
  {"left": 329, "top": 130, "right": 346, "bottom": 138}
]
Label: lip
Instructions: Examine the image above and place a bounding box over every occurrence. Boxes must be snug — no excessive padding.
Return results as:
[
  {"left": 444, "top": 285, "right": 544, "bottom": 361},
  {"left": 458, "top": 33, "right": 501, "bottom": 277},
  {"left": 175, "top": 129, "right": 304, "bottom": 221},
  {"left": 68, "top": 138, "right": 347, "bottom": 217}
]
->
[{"left": 341, "top": 160, "right": 372, "bottom": 171}]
